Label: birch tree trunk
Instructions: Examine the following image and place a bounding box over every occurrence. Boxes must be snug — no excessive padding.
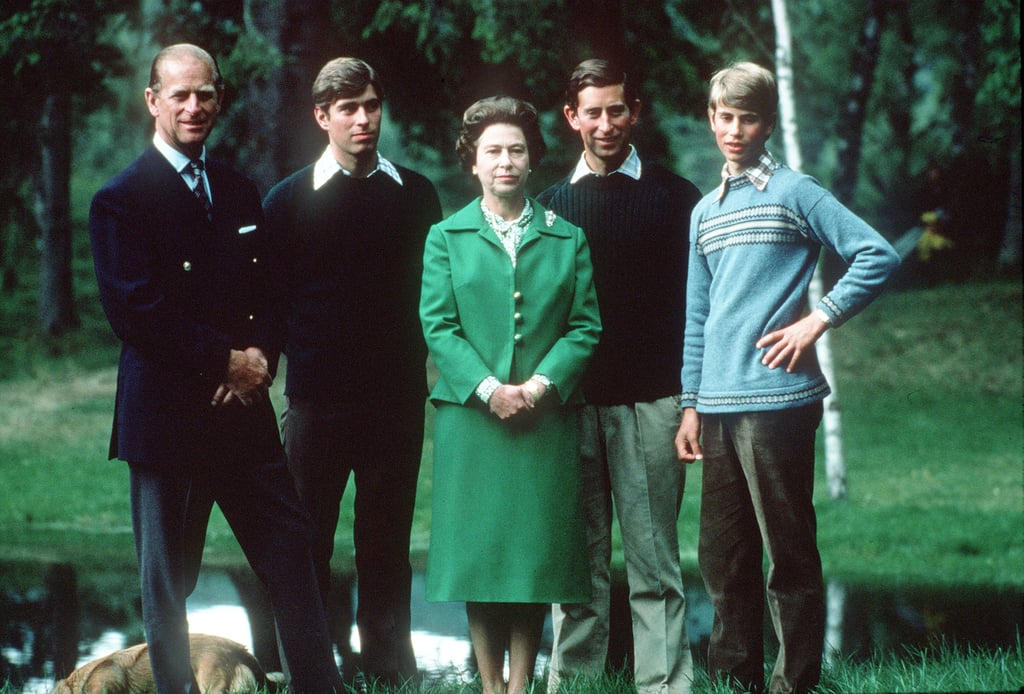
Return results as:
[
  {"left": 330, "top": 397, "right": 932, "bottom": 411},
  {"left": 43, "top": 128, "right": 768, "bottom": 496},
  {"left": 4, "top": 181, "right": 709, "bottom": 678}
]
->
[{"left": 771, "top": 0, "right": 847, "bottom": 500}]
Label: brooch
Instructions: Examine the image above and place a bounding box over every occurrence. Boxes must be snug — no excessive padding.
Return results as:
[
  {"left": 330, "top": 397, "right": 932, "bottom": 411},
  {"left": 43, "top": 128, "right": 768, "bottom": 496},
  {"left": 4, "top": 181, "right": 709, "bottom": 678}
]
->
[{"left": 545, "top": 210, "right": 556, "bottom": 227}]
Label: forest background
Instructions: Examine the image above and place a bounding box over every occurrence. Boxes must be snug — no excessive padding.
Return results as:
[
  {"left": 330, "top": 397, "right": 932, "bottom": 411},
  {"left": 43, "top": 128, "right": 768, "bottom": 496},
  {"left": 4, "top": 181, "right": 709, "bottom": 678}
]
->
[
  {"left": 0, "top": 2, "right": 1021, "bottom": 690},
  {"left": 0, "top": 0, "right": 1020, "bottom": 339}
]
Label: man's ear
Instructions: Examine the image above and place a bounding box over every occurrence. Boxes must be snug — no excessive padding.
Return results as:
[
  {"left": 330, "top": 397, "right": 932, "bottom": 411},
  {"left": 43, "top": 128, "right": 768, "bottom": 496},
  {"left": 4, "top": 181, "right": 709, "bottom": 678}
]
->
[
  {"left": 314, "top": 106, "right": 330, "bottom": 131},
  {"left": 563, "top": 105, "right": 581, "bottom": 132},
  {"left": 145, "top": 88, "right": 159, "bottom": 118},
  {"left": 628, "top": 99, "right": 642, "bottom": 124}
]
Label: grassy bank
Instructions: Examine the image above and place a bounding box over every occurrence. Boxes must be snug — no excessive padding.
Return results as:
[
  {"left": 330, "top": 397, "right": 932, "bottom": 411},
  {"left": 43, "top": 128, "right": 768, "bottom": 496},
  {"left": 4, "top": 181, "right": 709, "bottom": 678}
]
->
[
  {"left": 2, "top": 278, "right": 1020, "bottom": 587},
  {"left": 0, "top": 251, "right": 1021, "bottom": 691},
  {"left": 4, "top": 640, "right": 1021, "bottom": 693}
]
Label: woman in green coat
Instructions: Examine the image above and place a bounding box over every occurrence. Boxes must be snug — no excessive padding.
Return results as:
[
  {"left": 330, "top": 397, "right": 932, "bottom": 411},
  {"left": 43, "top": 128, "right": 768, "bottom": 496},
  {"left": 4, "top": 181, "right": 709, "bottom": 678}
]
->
[{"left": 420, "top": 96, "right": 601, "bottom": 694}]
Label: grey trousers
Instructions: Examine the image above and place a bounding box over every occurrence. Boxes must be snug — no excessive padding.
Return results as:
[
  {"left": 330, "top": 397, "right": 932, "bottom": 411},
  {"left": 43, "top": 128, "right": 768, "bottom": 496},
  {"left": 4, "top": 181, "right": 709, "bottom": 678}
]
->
[
  {"left": 550, "top": 397, "right": 693, "bottom": 694},
  {"left": 698, "top": 402, "right": 825, "bottom": 694}
]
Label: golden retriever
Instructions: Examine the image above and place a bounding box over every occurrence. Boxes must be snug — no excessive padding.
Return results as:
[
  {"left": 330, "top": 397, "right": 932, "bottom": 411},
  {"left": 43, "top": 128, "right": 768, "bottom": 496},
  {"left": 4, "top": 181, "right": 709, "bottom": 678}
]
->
[{"left": 50, "top": 633, "right": 282, "bottom": 694}]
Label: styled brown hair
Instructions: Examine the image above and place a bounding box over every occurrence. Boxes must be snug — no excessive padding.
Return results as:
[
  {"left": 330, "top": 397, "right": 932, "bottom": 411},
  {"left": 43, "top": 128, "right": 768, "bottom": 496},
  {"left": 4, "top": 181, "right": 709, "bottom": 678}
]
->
[
  {"left": 455, "top": 96, "right": 547, "bottom": 172},
  {"left": 564, "top": 58, "right": 638, "bottom": 112},
  {"left": 312, "top": 57, "right": 384, "bottom": 111}
]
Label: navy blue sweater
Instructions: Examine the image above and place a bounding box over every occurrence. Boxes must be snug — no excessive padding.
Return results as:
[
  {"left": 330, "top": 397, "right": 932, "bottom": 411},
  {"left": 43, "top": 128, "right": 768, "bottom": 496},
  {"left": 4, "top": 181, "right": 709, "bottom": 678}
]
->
[
  {"left": 538, "top": 161, "right": 701, "bottom": 405},
  {"left": 264, "top": 164, "right": 441, "bottom": 401}
]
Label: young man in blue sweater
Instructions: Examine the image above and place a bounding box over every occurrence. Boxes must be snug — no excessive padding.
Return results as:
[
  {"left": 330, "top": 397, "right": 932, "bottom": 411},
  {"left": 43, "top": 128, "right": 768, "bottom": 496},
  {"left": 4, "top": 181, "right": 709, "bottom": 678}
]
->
[{"left": 675, "top": 62, "right": 899, "bottom": 693}]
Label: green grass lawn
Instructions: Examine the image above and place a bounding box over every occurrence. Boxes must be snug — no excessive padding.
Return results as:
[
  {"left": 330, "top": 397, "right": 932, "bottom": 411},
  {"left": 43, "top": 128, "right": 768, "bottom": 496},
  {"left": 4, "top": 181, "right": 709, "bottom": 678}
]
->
[
  {"left": 1, "top": 279, "right": 1020, "bottom": 585},
  {"left": 0, "top": 255, "right": 1020, "bottom": 692}
]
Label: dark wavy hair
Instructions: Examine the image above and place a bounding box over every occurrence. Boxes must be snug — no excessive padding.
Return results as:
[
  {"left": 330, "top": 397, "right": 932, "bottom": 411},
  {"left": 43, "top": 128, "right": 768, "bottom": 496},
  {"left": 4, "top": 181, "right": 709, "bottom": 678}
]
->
[
  {"left": 564, "top": 58, "right": 638, "bottom": 112},
  {"left": 455, "top": 96, "right": 546, "bottom": 173}
]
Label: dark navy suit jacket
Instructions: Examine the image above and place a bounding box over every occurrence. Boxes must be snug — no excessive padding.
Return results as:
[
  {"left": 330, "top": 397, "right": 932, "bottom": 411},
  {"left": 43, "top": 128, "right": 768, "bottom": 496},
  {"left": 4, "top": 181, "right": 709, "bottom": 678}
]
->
[{"left": 89, "top": 145, "right": 282, "bottom": 467}]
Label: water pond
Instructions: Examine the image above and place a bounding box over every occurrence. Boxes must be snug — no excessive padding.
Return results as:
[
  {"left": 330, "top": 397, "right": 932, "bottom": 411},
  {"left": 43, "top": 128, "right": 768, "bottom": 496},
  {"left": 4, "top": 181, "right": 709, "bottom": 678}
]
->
[{"left": 1, "top": 561, "right": 1020, "bottom": 692}]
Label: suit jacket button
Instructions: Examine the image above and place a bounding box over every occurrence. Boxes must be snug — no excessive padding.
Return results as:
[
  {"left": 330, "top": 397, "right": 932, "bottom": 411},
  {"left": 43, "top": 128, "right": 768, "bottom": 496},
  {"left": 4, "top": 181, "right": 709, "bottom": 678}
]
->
[
  {"left": 513, "top": 290, "right": 522, "bottom": 302},
  {"left": 252, "top": 257, "right": 258, "bottom": 264},
  {"left": 513, "top": 333, "right": 523, "bottom": 343},
  {"left": 514, "top": 312, "right": 523, "bottom": 323},
  {"left": 182, "top": 261, "right": 192, "bottom": 271}
]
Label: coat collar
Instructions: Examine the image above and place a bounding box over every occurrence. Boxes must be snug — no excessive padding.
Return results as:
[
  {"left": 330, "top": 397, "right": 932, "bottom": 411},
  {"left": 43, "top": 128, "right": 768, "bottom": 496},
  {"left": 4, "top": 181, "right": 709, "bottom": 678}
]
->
[{"left": 445, "top": 197, "right": 571, "bottom": 241}]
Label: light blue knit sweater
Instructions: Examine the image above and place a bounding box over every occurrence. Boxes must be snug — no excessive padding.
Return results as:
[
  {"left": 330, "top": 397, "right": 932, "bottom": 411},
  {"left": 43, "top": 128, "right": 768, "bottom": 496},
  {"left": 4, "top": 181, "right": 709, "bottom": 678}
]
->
[{"left": 680, "top": 162, "right": 900, "bottom": 413}]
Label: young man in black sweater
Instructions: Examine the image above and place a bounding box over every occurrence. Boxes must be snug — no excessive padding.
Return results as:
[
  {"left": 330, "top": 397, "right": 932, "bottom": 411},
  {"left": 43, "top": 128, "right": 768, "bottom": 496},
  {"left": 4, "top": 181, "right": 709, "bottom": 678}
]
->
[
  {"left": 538, "top": 59, "right": 702, "bottom": 694},
  {"left": 263, "top": 57, "right": 441, "bottom": 688}
]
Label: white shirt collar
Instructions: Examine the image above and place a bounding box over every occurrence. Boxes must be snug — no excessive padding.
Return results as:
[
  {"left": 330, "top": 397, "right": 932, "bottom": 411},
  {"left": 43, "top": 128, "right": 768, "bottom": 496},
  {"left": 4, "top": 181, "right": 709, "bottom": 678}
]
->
[
  {"left": 153, "top": 133, "right": 204, "bottom": 173},
  {"left": 313, "top": 146, "right": 404, "bottom": 190},
  {"left": 569, "top": 144, "right": 642, "bottom": 184}
]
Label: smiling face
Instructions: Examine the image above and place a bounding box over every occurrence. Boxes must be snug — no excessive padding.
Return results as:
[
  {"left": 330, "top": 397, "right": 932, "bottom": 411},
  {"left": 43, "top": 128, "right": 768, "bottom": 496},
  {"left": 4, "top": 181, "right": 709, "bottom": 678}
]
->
[
  {"left": 314, "top": 84, "right": 382, "bottom": 176},
  {"left": 709, "top": 100, "right": 775, "bottom": 175},
  {"left": 565, "top": 83, "right": 640, "bottom": 175},
  {"left": 473, "top": 123, "right": 530, "bottom": 211},
  {"left": 145, "top": 54, "right": 222, "bottom": 158}
]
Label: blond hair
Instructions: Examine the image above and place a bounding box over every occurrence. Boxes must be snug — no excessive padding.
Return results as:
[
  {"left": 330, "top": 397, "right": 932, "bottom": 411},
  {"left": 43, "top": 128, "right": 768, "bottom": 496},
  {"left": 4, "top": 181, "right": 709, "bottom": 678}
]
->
[{"left": 707, "top": 62, "right": 777, "bottom": 119}]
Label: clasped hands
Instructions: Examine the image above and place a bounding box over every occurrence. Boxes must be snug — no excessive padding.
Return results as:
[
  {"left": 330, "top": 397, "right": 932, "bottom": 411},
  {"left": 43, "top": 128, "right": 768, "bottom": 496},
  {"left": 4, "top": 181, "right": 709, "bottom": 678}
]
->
[
  {"left": 488, "top": 380, "right": 547, "bottom": 420},
  {"left": 211, "top": 346, "right": 271, "bottom": 407}
]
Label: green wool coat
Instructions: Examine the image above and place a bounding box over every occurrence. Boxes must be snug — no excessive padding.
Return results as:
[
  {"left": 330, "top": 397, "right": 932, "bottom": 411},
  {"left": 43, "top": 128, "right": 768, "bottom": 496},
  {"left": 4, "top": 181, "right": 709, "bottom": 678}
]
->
[
  {"left": 419, "top": 196, "right": 601, "bottom": 603},
  {"left": 420, "top": 197, "right": 601, "bottom": 405}
]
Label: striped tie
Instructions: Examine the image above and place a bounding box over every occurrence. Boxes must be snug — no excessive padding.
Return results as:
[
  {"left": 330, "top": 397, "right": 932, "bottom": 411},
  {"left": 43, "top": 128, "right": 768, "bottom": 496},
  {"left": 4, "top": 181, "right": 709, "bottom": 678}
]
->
[{"left": 188, "top": 159, "right": 213, "bottom": 221}]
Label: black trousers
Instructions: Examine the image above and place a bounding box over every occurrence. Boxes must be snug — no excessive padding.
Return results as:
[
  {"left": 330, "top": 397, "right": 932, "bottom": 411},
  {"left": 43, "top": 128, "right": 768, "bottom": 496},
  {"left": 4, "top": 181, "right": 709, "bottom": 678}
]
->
[
  {"left": 129, "top": 405, "right": 341, "bottom": 694},
  {"left": 282, "top": 395, "right": 424, "bottom": 685}
]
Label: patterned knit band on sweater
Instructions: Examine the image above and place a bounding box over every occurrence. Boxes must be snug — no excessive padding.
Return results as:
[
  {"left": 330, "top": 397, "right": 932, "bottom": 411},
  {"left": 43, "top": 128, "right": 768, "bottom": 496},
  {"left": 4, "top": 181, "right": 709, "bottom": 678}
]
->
[{"left": 680, "top": 158, "right": 900, "bottom": 413}]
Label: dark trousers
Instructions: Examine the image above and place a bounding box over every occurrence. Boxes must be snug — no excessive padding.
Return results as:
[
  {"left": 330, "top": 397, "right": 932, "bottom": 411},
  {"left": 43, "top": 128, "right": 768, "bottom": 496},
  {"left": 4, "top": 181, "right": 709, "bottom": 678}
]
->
[
  {"left": 129, "top": 427, "right": 341, "bottom": 694},
  {"left": 698, "top": 402, "right": 825, "bottom": 694},
  {"left": 282, "top": 395, "right": 424, "bottom": 684}
]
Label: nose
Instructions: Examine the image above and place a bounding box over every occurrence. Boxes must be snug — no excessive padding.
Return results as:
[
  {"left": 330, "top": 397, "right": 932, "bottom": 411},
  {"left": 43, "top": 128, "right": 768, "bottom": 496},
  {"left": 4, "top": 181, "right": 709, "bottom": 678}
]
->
[
  {"left": 497, "top": 149, "right": 512, "bottom": 167},
  {"left": 355, "top": 106, "right": 370, "bottom": 124}
]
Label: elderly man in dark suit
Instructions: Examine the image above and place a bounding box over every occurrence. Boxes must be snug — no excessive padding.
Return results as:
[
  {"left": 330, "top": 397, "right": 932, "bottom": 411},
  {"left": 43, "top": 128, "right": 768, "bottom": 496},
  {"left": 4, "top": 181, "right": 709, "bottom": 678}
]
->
[{"left": 88, "top": 43, "right": 342, "bottom": 694}]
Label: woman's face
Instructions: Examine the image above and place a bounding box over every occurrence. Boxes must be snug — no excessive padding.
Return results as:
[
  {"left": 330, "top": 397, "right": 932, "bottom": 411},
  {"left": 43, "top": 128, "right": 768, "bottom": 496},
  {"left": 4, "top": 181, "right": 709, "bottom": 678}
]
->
[{"left": 473, "top": 123, "right": 530, "bottom": 207}]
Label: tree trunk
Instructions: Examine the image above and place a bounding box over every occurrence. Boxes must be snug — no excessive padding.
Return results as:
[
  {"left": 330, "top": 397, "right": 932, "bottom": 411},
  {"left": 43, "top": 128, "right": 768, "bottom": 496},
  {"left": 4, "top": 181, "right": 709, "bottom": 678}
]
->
[
  {"left": 831, "top": 0, "right": 888, "bottom": 206},
  {"left": 569, "top": 0, "right": 626, "bottom": 69},
  {"left": 772, "top": 0, "right": 847, "bottom": 500},
  {"left": 241, "top": 0, "right": 286, "bottom": 192},
  {"left": 998, "top": 122, "right": 1022, "bottom": 269},
  {"left": 242, "top": 0, "right": 333, "bottom": 193},
  {"left": 35, "top": 91, "right": 79, "bottom": 336}
]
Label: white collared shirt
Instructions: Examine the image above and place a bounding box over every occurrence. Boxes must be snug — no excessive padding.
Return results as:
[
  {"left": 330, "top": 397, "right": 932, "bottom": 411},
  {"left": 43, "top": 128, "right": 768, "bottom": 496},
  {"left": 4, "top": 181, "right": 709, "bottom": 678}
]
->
[
  {"left": 569, "top": 144, "right": 643, "bottom": 184},
  {"left": 152, "top": 133, "right": 212, "bottom": 203},
  {"left": 312, "top": 146, "right": 404, "bottom": 190}
]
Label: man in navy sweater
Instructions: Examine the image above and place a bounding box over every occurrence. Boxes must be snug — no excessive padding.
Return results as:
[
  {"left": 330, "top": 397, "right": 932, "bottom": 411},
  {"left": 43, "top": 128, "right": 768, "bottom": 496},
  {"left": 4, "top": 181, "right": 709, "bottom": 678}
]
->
[
  {"left": 263, "top": 57, "right": 441, "bottom": 687},
  {"left": 539, "top": 59, "right": 702, "bottom": 694}
]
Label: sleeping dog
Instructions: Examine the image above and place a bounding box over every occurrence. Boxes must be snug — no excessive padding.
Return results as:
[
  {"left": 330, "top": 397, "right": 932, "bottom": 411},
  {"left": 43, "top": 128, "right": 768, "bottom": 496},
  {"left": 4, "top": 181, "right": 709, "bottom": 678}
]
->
[{"left": 50, "top": 633, "right": 283, "bottom": 694}]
